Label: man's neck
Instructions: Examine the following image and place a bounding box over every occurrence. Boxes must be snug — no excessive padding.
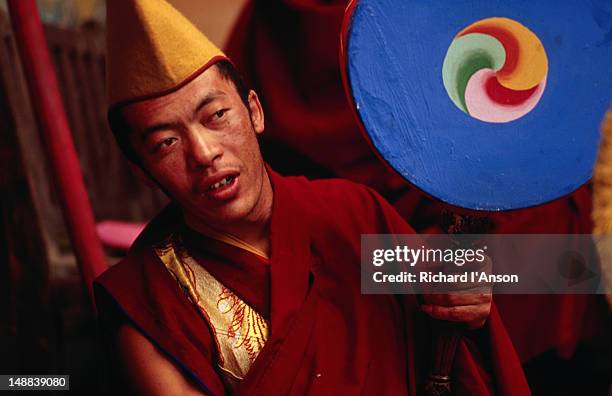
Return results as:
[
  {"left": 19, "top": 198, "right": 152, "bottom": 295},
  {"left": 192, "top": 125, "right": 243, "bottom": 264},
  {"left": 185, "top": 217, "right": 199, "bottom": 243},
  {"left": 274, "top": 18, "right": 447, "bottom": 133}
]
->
[{"left": 187, "top": 217, "right": 271, "bottom": 257}]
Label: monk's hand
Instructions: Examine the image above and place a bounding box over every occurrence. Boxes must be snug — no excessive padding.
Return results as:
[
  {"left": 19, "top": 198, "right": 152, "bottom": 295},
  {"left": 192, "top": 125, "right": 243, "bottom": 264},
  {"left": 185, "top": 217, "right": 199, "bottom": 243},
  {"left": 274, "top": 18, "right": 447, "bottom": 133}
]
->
[
  {"left": 418, "top": 248, "right": 494, "bottom": 329},
  {"left": 420, "top": 291, "right": 492, "bottom": 329}
]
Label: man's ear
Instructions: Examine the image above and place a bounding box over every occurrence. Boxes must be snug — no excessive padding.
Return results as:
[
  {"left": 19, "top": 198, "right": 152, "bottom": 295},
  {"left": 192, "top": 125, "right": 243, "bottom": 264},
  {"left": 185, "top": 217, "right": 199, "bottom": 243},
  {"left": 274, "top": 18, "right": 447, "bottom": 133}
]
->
[
  {"left": 128, "top": 161, "right": 158, "bottom": 189},
  {"left": 247, "top": 90, "right": 265, "bottom": 135}
]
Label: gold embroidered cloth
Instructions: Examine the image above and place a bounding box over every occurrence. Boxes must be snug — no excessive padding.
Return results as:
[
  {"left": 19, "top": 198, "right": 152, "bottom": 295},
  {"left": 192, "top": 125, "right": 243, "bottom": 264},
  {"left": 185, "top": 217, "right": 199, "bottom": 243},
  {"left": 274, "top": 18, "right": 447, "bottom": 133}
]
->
[{"left": 154, "top": 234, "right": 269, "bottom": 383}]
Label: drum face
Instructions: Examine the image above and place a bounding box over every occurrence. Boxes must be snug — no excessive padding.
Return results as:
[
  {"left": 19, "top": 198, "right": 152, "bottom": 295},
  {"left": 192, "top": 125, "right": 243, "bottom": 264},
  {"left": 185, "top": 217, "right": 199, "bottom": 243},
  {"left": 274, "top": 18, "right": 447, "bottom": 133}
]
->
[{"left": 343, "top": 0, "right": 612, "bottom": 210}]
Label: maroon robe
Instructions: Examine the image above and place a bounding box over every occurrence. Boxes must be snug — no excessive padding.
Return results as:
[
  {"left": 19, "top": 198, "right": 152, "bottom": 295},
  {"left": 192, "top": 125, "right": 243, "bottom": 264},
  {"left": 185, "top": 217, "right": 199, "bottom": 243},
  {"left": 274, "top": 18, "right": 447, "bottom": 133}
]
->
[
  {"left": 224, "top": 0, "right": 604, "bottom": 364},
  {"left": 95, "top": 170, "right": 529, "bottom": 395}
]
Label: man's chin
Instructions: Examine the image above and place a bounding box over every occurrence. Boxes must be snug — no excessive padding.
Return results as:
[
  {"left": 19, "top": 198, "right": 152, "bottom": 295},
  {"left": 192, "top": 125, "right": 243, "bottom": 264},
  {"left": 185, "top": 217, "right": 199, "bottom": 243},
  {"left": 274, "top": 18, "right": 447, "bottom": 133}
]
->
[
  {"left": 208, "top": 209, "right": 248, "bottom": 225},
  {"left": 188, "top": 201, "right": 251, "bottom": 227}
]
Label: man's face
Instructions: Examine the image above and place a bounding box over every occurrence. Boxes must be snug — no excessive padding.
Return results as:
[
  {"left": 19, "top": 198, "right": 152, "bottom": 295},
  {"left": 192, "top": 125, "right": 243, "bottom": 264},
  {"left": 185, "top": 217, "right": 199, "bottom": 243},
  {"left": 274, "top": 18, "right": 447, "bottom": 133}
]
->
[{"left": 122, "top": 66, "right": 269, "bottom": 228}]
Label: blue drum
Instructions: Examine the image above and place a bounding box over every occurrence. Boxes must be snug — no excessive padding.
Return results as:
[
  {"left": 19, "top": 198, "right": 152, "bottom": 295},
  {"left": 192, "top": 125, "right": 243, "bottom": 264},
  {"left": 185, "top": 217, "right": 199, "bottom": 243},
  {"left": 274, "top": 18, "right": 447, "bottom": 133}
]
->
[{"left": 341, "top": 0, "right": 612, "bottom": 210}]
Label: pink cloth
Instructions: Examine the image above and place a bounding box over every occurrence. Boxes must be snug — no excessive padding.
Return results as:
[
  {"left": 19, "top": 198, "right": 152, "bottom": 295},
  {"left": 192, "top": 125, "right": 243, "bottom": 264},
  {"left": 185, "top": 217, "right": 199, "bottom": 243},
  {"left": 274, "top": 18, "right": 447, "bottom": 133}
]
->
[{"left": 96, "top": 220, "right": 145, "bottom": 251}]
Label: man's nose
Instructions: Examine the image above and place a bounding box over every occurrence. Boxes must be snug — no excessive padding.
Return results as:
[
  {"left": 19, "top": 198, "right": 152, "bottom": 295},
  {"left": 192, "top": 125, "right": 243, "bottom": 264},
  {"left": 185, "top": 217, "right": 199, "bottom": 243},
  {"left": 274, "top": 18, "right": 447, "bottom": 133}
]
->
[{"left": 185, "top": 127, "right": 222, "bottom": 170}]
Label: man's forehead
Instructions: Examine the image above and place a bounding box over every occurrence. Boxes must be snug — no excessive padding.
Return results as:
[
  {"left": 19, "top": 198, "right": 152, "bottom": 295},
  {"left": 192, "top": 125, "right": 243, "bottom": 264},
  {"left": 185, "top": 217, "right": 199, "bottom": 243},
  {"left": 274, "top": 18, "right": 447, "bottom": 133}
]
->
[{"left": 122, "top": 66, "right": 232, "bottom": 127}]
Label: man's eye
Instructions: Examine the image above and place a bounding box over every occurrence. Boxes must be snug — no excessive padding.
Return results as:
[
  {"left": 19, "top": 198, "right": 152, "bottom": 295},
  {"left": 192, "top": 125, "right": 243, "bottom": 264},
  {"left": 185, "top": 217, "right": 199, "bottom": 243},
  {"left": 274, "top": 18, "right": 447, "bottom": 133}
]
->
[
  {"left": 213, "top": 109, "right": 227, "bottom": 119},
  {"left": 155, "top": 137, "right": 177, "bottom": 150},
  {"left": 162, "top": 137, "right": 176, "bottom": 146}
]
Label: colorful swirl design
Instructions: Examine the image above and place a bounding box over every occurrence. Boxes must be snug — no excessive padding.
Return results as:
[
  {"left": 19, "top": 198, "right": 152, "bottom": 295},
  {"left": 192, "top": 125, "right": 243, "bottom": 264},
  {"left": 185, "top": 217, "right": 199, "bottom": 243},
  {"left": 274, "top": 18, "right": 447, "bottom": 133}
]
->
[{"left": 442, "top": 18, "right": 548, "bottom": 123}]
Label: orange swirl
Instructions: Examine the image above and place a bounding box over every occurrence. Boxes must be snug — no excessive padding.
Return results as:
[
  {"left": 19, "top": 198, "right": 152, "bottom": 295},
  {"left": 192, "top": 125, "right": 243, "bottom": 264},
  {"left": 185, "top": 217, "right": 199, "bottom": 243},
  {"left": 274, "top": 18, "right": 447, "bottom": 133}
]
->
[{"left": 457, "top": 17, "right": 548, "bottom": 91}]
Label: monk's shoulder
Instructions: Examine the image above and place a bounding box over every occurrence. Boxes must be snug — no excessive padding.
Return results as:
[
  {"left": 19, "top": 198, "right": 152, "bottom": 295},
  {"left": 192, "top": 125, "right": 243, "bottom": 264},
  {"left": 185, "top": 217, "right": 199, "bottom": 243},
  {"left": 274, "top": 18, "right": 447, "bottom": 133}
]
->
[
  {"left": 95, "top": 249, "right": 143, "bottom": 284},
  {"left": 284, "top": 176, "right": 400, "bottom": 230},
  {"left": 95, "top": 203, "right": 180, "bottom": 294},
  {"left": 305, "top": 177, "right": 389, "bottom": 214},
  {"left": 94, "top": 246, "right": 156, "bottom": 301}
]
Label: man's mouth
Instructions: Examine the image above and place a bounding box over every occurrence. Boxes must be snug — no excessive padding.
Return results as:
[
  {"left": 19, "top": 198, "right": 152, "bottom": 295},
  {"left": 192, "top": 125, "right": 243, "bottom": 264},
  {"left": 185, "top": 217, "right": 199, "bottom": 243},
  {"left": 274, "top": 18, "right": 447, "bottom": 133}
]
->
[
  {"left": 208, "top": 175, "right": 235, "bottom": 191},
  {"left": 201, "top": 173, "right": 240, "bottom": 202}
]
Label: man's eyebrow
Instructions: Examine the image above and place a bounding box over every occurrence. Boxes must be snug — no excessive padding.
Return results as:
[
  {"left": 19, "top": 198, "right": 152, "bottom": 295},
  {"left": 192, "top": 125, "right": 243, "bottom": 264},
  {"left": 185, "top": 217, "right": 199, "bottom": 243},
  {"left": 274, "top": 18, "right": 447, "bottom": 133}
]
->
[
  {"left": 194, "top": 90, "right": 226, "bottom": 115},
  {"left": 140, "top": 122, "right": 178, "bottom": 141},
  {"left": 139, "top": 90, "right": 227, "bottom": 141}
]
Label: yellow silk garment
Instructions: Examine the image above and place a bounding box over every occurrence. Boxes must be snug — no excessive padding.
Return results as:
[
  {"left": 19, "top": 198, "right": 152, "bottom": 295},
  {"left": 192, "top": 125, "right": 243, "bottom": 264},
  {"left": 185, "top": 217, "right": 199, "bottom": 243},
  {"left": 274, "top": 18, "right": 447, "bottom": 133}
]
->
[{"left": 154, "top": 233, "right": 269, "bottom": 388}]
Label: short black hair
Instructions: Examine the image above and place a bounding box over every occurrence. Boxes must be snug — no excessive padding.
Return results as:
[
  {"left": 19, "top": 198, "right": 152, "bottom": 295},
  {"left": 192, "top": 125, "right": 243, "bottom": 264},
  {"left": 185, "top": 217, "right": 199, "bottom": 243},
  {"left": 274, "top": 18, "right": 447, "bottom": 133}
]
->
[
  {"left": 107, "top": 59, "right": 251, "bottom": 164},
  {"left": 215, "top": 59, "right": 250, "bottom": 109}
]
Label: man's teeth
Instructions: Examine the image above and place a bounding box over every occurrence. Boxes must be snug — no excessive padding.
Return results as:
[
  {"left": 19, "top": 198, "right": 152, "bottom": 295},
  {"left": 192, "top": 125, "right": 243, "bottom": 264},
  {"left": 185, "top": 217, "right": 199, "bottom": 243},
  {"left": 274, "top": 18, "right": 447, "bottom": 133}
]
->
[{"left": 208, "top": 176, "right": 234, "bottom": 191}]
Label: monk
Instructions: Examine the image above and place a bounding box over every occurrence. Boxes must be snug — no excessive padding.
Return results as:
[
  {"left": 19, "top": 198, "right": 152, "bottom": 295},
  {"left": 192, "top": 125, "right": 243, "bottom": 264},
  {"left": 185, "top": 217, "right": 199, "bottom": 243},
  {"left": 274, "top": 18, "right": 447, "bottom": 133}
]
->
[{"left": 94, "top": 0, "right": 529, "bottom": 394}]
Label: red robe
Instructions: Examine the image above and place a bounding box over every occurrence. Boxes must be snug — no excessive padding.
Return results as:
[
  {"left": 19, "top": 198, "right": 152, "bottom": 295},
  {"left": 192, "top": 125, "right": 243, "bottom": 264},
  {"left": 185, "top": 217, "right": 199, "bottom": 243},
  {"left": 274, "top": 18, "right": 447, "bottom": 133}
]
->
[
  {"left": 224, "top": 0, "right": 604, "bottom": 363},
  {"left": 95, "top": 170, "right": 529, "bottom": 395}
]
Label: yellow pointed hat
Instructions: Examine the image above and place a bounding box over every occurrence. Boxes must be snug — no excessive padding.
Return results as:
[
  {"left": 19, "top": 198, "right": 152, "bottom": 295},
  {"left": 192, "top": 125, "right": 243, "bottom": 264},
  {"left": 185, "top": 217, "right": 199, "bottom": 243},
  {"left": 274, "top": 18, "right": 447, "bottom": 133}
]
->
[{"left": 106, "top": 0, "right": 227, "bottom": 109}]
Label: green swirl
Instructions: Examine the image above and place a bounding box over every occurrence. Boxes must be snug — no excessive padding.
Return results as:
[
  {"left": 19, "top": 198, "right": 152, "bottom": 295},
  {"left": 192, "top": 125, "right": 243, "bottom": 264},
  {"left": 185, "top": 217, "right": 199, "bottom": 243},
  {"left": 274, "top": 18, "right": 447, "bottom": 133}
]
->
[{"left": 442, "top": 33, "right": 506, "bottom": 113}]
